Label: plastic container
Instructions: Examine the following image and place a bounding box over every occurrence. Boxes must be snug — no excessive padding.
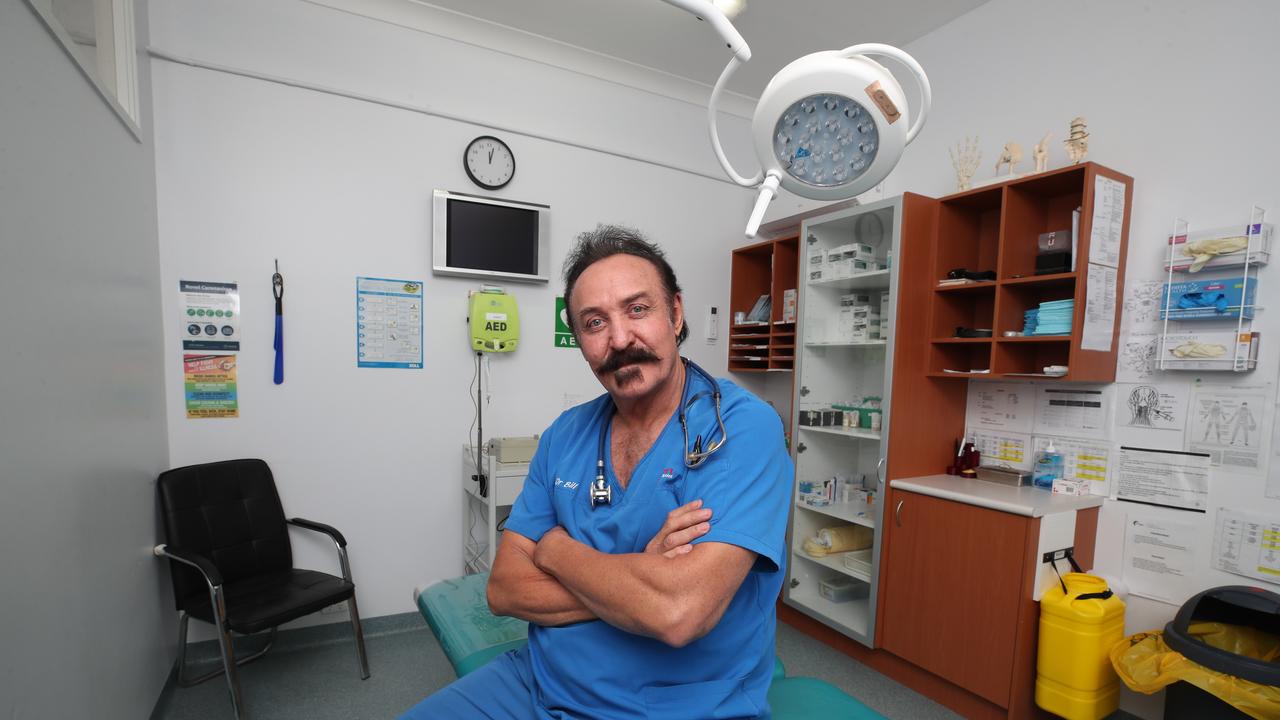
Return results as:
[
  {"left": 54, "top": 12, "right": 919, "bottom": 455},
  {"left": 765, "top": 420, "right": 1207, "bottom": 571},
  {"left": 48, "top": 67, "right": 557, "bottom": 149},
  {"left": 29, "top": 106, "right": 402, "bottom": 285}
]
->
[
  {"left": 818, "top": 575, "right": 868, "bottom": 603},
  {"left": 1033, "top": 441, "right": 1064, "bottom": 490},
  {"left": 1036, "top": 573, "right": 1126, "bottom": 720}
]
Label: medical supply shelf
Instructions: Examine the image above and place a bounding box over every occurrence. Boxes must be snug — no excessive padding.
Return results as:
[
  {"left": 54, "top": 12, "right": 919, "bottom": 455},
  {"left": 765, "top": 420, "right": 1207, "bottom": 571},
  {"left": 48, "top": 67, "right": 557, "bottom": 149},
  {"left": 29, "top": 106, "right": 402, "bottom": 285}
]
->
[
  {"left": 728, "top": 234, "right": 799, "bottom": 372},
  {"left": 785, "top": 194, "right": 913, "bottom": 650},
  {"left": 1156, "top": 206, "right": 1269, "bottom": 372},
  {"left": 461, "top": 446, "right": 527, "bottom": 574},
  {"left": 922, "top": 162, "right": 1133, "bottom": 380}
]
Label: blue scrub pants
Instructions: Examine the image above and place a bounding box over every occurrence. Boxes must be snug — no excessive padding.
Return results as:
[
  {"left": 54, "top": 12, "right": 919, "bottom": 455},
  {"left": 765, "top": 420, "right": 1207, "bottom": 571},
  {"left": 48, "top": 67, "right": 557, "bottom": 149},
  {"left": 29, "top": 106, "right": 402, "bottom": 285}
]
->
[{"left": 400, "top": 648, "right": 540, "bottom": 720}]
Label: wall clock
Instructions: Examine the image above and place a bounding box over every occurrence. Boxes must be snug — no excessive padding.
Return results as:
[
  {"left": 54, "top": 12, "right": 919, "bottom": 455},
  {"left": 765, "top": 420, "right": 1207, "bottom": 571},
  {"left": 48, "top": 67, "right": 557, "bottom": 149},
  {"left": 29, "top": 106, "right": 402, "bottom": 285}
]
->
[{"left": 464, "top": 135, "right": 515, "bottom": 190}]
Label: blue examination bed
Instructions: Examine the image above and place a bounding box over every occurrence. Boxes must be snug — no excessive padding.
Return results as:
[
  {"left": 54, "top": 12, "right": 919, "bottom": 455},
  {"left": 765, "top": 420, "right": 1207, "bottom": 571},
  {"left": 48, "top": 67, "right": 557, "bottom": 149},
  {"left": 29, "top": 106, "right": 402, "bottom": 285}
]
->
[{"left": 417, "top": 573, "right": 883, "bottom": 719}]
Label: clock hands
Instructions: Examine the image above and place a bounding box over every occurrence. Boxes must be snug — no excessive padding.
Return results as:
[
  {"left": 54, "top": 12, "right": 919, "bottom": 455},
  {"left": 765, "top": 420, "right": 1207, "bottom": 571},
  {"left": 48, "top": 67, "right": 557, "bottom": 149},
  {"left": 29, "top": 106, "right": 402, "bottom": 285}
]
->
[{"left": 488, "top": 148, "right": 494, "bottom": 164}]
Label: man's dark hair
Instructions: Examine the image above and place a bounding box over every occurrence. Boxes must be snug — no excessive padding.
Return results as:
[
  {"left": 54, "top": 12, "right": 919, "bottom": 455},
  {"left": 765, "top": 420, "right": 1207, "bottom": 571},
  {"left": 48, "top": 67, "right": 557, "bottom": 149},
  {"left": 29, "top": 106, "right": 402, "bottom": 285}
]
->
[{"left": 562, "top": 224, "right": 687, "bottom": 345}]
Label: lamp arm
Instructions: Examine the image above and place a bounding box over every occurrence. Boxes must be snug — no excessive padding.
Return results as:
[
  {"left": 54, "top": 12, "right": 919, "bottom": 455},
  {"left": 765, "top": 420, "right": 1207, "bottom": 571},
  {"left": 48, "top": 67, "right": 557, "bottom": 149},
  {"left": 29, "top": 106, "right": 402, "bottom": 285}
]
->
[
  {"left": 708, "top": 56, "right": 764, "bottom": 188},
  {"left": 838, "top": 44, "right": 932, "bottom": 144},
  {"left": 659, "top": 0, "right": 751, "bottom": 62}
]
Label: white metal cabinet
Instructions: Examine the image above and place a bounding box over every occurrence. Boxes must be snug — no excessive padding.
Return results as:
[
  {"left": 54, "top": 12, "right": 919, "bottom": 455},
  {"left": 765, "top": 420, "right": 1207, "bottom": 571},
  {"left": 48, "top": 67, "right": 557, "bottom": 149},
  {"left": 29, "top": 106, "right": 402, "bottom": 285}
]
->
[{"left": 784, "top": 196, "right": 904, "bottom": 647}]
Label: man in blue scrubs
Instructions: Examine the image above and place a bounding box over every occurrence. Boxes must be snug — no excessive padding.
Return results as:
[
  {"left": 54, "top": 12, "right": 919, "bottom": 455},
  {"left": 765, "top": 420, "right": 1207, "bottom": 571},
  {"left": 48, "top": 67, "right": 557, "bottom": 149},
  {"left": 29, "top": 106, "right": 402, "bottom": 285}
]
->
[{"left": 403, "top": 225, "right": 792, "bottom": 719}]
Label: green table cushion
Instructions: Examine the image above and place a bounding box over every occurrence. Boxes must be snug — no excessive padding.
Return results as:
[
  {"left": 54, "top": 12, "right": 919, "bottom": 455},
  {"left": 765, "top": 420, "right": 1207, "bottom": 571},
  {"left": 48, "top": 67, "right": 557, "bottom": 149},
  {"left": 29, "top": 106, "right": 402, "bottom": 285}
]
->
[
  {"left": 768, "top": 677, "right": 884, "bottom": 720},
  {"left": 416, "top": 572, "right": 528, "bottom": 677}
]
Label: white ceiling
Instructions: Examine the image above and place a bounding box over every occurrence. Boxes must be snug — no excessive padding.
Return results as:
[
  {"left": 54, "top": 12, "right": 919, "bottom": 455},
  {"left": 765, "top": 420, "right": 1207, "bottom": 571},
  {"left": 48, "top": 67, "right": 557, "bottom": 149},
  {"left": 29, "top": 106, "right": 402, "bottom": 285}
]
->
[{"left": 415, "top": 0, "right": 990, "bottom": 97}]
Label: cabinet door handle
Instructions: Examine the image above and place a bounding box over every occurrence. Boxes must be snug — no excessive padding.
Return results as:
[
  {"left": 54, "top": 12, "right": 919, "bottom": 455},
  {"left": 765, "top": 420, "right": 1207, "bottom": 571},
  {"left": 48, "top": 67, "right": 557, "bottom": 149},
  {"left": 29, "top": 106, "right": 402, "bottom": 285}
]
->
[
  {"left": 895, "top": 500, "right": 904, "bottom": 527},
  {"left": 876, "top": 457, "right": 885, "bottom": 485}
]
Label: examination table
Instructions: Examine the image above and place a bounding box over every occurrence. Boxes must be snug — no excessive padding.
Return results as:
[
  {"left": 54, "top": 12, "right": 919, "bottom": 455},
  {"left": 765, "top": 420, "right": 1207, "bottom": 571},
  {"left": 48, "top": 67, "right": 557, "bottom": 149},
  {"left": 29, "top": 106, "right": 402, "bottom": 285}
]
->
[{"left": 417, "top": 573, "right": 882, "bottom": 719}]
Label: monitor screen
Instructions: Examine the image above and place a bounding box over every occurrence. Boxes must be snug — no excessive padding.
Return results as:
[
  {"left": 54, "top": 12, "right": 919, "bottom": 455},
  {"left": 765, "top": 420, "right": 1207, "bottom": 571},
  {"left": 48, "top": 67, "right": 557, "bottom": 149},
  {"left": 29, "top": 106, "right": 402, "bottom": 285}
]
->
[{"left": 446, "top": 198, "right": 540, "bottom": 276}]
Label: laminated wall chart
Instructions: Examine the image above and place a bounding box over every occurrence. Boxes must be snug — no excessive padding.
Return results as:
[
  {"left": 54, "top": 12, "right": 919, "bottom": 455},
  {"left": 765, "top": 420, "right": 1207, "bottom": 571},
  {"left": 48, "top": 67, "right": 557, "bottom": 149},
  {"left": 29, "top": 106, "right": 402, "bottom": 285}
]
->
[
  {"left": 1186, "top": 383, "right": 1270, "bottom": 473},
  {"left": 356, "top": 277, "right": 423, "bottom": 369}
]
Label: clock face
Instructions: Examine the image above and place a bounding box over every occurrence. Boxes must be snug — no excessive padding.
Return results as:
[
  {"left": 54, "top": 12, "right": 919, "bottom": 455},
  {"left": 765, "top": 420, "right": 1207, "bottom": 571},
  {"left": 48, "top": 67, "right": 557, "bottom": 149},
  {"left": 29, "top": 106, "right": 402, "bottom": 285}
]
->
[{"left": 464, "top": 136, "right": 515, "bottom": 189}]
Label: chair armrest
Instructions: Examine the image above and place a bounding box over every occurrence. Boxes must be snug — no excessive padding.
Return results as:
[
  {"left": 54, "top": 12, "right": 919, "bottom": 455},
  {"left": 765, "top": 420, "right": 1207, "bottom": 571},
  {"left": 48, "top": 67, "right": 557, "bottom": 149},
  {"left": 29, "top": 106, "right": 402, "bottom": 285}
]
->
[
  {"left": 288, "top": 517, "right": 347, "bottom": 548},
  {"left": 153, "top": 544, "right": 223, "bottom": 587}
]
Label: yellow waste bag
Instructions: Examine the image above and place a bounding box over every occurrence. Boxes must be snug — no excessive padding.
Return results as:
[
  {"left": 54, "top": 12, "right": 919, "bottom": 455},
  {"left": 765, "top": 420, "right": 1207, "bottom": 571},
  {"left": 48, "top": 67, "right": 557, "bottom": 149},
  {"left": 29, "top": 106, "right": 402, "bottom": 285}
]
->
[{"left": 1110, "top": 622, "right": 1280, "bottom": 720}]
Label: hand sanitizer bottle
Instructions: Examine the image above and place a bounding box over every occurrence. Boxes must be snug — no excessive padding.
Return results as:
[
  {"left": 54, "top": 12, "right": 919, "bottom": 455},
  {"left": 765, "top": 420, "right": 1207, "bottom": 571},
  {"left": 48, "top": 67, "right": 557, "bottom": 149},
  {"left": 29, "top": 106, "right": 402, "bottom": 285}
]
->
[{"left": 1033, "top": 441, "right": 1064, "bottom": 490}]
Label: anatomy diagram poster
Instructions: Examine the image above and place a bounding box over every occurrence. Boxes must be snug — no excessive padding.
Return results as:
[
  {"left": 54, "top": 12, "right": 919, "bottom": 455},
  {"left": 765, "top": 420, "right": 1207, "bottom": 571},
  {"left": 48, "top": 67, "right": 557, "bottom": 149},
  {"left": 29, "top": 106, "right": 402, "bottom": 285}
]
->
[
  {"left": 1186, "top": 383, "right": 1270, "bottom": 474},
  {"left": 1116, "top": 383, "right": 1188, "bottom": 432}
]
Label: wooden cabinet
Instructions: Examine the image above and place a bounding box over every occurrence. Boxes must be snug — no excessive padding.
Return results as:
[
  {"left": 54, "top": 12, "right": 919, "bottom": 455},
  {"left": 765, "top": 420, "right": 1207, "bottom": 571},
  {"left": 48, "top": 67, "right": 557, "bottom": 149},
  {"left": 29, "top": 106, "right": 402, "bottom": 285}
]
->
[
  {"left": 878, "top": 490, "right": 1037, "bottom": 709},
  {"left": 923, "top": 162, "right": 1134, "bottom": 381},
  {"left": 728, "top": 235, "right": 798, "bottom": 372}
]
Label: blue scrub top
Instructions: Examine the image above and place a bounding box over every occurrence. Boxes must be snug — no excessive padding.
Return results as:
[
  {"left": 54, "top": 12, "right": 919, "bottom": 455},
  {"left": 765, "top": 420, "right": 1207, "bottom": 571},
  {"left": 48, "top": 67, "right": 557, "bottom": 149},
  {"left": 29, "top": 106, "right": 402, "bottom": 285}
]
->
[{"left": 504, "top": 368, "right": 793, "bottom": 719}]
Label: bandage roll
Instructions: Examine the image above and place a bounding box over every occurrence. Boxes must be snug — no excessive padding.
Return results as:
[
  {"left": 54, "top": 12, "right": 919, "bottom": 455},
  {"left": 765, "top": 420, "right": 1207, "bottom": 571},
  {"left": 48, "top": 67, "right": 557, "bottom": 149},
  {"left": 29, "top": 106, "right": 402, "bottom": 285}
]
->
[{"left": 802, "top": 524, "right": 872, "bottom": 557}]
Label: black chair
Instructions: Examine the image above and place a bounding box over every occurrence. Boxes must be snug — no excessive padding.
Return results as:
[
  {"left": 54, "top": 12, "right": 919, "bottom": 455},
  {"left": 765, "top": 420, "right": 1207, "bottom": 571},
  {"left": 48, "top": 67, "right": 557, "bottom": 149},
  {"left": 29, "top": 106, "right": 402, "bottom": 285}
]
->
[{"left": 154, "top": 459, "right": 369, "bottom": 719}]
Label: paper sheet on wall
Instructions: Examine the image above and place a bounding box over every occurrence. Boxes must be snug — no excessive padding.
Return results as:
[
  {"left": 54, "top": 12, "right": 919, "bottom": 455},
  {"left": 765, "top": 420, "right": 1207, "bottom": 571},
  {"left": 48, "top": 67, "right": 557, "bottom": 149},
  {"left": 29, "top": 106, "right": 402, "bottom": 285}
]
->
[
  {"left": 966, "top": 381, "right": 1033, "bottom": 432},
  {"left": 1117, "top": 331, "right": 1160, "bottom": 382},
  {"left": 1082, "top": 263, "right": 1118, "bottom": 352},
  {"left": 180, "top": 280, "right": 241, "bottom": 353},
  {"left": 1116, "top": 383, "right": 1189, "bottom": 431},
  {"left": 1187, "top": 383, "right": 1270, "bottom": 474},
  {"left": 1089, "top": 175, "right": 1126, "bottom": 268},
  {"left": 969, "top": 429, "right": 1032, "bottom": 471},
  {"left": 1034, "top": 385, "right": 1109, "bottom": 439},
  {"left": 1116, "top": 446, "right": 1210, "bottom": 512},
  {"left": 1213, "top": 507, "right": 1280, "bottom": 586},
  {"left": 1032, "top": 436, "right": 1110, "bottom": 492},
  {"left": 1270, "top": 403, "right": 1280, "bottom": 499},
  {"left": 1123, "top": 514, "right": 1204, "bottom": 604}
]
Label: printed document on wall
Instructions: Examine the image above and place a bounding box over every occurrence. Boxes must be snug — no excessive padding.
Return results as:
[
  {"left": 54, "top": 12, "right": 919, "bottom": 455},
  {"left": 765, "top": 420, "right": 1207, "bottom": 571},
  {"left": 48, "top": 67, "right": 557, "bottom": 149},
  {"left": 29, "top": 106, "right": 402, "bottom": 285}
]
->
[
  {"left": 1089, "top": 175, "right": 1126, "bottom": 268},
  {"left": 1116, "top": 446, "right": 1210, "bottom": 512},
  {"left": 180, "top": 280, "right": 240, "bottom": 353},
  {"left": 969, "top": 429, "right": 1032, "bottom": 471},
  {"left": 1032, "top": 436, "right": 1110, "bottom": 492},
  {"left": 1082, "top": 263, "right": 1117, "bottom": 352},
  {"left": 1213, "top": 508, "right": 1280, "bottom": 586},
  {"left": 356, "top": 277, "right": 423, "bottom": 369},
  {"left": 1123, "top": 515, "right": 1204, "bottom": 604},
  {"left": 1116, "top": 383, "right": 1188, "bottom": 431},
  {"left": 1187, "top": 383, "right": 1270, "bottom": 474},
  {"left": 1034, "top": 385, "right": 1110, "bottom": 439},
  {"left": 1268, "top": 385, "right": 1280, "bottom": 499},
  {"left": 966, "top": 382, "right": 1032, "bottom": 432}
]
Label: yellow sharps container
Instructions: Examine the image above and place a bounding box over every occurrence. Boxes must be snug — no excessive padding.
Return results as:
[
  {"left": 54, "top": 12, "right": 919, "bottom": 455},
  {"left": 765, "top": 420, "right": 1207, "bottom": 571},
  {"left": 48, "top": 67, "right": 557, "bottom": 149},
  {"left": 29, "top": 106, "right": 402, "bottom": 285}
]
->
[{"left": 1036, "top": 572, "right": 1126, "bottom": 720}]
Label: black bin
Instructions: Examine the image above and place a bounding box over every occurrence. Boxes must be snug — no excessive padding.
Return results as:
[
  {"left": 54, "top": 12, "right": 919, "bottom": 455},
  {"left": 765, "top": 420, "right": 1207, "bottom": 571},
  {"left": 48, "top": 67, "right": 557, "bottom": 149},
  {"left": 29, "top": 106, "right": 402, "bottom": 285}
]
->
[{"left": 1162, "top": 585, "right": 1280, "bottom": 719}]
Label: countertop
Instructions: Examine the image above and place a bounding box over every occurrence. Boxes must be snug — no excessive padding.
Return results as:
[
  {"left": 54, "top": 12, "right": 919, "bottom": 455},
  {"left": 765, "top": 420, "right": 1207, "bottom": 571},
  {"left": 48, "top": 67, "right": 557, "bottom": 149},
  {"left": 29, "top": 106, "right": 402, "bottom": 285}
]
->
[{"left": 890, "top": 474, "right": 1105, "bottom": 517}]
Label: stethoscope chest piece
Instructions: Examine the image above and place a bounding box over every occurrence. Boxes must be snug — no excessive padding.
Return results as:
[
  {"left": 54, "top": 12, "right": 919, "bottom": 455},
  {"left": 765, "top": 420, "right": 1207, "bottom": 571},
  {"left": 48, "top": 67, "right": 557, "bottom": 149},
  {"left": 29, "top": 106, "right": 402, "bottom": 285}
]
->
[{"left": 590, "top": 478, "right": 612, "bottom": 507}]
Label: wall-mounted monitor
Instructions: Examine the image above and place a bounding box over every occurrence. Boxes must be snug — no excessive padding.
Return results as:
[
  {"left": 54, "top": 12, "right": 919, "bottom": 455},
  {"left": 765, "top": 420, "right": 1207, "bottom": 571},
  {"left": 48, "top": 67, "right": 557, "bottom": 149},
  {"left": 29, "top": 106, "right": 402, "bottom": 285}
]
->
[{"left": 432, "top": 189, "right": 550, "bottom": 284}]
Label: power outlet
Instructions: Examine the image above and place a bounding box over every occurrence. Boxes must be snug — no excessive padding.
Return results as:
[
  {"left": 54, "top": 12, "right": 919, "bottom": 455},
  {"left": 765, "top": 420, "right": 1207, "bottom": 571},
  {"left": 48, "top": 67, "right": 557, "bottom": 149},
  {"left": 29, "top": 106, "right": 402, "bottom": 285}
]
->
[{"left": 322, "top": 600, "right": 348, "bottom": 615}]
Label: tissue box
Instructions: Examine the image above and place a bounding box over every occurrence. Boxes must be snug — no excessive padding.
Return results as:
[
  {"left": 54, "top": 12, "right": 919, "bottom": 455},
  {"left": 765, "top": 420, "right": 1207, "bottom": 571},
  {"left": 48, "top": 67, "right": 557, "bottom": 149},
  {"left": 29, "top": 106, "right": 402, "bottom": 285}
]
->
[
  {"left": 1052, "top": 478, "right": 1090, "bottom": 496},
  {"left": 1161, "top": 277, "right": 1257, "bottom": 319}
]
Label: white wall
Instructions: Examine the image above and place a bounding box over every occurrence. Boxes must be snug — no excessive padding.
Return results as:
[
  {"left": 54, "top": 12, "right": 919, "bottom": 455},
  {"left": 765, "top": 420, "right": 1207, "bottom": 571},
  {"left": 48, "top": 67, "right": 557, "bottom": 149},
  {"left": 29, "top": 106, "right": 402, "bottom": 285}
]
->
[
  {"left": 0, "top": 2, "right": 173, "bottom": 718},
  {"left": 149, "top": 0, "right": 759, "bottom": 633},
  {"left": 891, "top": 1, "right": 1280, "bottom": 717}
]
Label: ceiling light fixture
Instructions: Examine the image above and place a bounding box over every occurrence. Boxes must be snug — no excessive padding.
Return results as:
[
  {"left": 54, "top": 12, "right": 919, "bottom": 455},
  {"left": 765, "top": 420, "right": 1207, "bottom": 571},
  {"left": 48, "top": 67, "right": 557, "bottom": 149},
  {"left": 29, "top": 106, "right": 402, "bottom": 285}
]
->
[{"left": 662, "top": 0, "right": 931, "bottom": 237}]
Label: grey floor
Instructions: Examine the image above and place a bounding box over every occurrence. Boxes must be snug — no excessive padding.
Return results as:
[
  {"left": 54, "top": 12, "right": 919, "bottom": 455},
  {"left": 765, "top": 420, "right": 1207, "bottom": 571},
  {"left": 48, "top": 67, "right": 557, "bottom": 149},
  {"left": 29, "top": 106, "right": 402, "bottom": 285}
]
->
[{"left": 153, "top": 614, "right": 960, "bottom": 720}]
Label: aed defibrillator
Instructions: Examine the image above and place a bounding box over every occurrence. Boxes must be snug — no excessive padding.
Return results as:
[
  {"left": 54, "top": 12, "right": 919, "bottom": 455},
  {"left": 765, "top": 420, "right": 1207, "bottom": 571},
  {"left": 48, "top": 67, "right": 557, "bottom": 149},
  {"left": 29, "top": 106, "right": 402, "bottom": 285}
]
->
[{"left": 468, "top": 286, "right": 519, "bottom": 353}]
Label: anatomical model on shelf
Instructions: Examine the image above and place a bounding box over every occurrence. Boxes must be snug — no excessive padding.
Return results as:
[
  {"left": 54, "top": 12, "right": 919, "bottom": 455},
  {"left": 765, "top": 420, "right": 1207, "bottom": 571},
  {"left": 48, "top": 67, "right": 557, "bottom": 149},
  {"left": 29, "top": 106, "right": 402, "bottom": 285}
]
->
[
  {"left": 1033, "top": 132, "right": 1051, "bottom": 172},
  {"left": 995, "top": 141, "right": 1022, "bottom": 177},
  {"left": 948, "top": 136, "right": 981, "bottom": 191},
  {"left": 1064, "top": 117, "right": 1089, "bottom": 163}
]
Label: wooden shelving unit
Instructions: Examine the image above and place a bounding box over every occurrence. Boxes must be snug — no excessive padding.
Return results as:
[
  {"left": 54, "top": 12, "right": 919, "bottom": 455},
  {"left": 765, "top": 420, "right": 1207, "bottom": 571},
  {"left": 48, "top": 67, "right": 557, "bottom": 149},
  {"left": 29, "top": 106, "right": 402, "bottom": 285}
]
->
[
  {"left": 728, "top": 235, "right": 799, "bottom": 372},
  {"left": 922, "top": 162, "right": 1133, "bottom": 381}
]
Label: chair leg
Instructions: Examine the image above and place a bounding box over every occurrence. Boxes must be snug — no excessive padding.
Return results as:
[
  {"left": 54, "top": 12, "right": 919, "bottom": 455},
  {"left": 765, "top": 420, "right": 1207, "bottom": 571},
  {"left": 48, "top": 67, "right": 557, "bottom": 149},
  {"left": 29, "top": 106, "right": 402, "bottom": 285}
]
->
[
  {"left": 211, "top": 587, "right": 247, "bottom": 720},
  {"left": 175, "top": 611, "right": 276, "bottom": 688},
  {"left": 346, "top": 594, "right": 371, "bottom": 680}
]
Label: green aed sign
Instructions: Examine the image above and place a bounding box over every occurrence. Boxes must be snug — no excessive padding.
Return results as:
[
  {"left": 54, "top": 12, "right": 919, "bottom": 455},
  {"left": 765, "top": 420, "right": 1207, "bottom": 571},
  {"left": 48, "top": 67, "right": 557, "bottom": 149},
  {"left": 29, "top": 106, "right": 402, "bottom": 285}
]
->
[{"left": 554, "top": 296, "right": 577, "bottom": 349}]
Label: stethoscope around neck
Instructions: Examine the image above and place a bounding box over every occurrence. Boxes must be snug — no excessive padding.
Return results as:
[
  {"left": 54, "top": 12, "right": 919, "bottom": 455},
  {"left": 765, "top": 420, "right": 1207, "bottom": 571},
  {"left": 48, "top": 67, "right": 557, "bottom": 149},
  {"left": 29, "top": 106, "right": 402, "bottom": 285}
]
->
[{"left": 590, "top": 358, "right": 728, "bottom": 508}]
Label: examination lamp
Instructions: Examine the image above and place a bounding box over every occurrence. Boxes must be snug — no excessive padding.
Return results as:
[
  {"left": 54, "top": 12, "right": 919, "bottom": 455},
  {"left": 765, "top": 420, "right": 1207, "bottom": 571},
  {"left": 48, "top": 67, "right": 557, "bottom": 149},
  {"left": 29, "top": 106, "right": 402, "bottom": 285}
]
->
[{"left": 662, "top": 0, "right": 932, "bottom": 237}]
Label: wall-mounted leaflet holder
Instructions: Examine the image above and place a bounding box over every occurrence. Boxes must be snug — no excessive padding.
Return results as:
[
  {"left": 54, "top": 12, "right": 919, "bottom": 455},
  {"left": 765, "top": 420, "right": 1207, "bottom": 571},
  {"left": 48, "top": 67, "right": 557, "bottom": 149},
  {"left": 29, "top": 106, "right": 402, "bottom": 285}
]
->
[{"left": 1158, "top": 206, "right": 1269, "bottom": 372}]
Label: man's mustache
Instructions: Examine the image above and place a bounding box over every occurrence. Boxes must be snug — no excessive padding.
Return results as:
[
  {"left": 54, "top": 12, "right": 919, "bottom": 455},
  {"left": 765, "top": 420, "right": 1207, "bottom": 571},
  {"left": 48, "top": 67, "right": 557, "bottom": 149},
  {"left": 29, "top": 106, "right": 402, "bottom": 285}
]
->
[{"left": 598, "top": 346, "right": 660, "bottom": 374}]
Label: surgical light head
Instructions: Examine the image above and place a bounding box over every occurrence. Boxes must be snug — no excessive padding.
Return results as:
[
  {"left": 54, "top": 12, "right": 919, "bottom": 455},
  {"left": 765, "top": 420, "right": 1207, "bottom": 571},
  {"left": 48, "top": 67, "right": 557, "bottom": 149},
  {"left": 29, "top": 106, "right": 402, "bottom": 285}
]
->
[{"left": 662, "top": 1, "right": 931, "bottom": 237}]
